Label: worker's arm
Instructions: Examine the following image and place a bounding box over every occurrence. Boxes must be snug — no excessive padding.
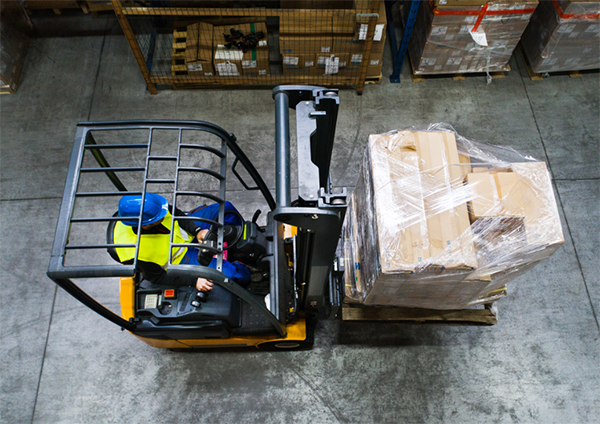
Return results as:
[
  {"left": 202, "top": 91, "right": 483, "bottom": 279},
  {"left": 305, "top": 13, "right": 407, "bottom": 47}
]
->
[{"left": 172, "top": 206, "right": 203, "bottom": 239}]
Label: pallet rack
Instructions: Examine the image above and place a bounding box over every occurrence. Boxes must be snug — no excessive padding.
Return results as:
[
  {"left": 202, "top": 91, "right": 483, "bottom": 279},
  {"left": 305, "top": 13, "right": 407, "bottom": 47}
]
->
[{"left": 111, "top": 0, "right": 384, "bottom": 94}]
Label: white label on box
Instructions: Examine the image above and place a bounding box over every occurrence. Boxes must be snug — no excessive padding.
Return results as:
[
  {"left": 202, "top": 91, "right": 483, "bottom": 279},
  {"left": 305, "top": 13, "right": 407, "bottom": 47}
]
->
[
  {"left": 374, "top": 24, "right": 385, "bottom": 41},
  {"left": 318, "top": 56, "right": 327, "bottom": 66},
  {"left": 204, "top": 72, "right": 213, "bottom": 76},
  {"left": 445, "top": 35, "right": 455, "bottom": 41},
  {"left": 447, "top": 57, "right": 463, "bottom": 66},
  {"left": 187, "top": 63, "right": 203, "bottom": 72},
  {"left": 359, "top": 24, "right": 368, "bottom": 40},
  {"left": 321, "top": 46, "right": 331, "bottom": 53},
  {"left": 339, "top": 61, "right": 347, "bottom": 68},
  {"left": 431, "top": 26, "right": 448, "bottom": 36},
  {"left": 470, "top": 29, "right": 488, "bottom": 47},
  {"left": 258, "top": 40, "right": 267, "bottom": 47},
  {"left": 144, "top": 294, "right": 158, "bottom": 309},
  {"left": 215, "top": 47, "right": 243, "bottom": 61},
  {"left": 586, "top": 24, "right": 600, "bottom": 33},
  {"left": 422, "top": 58, "right": 437, "bottom": 66},
  {"left": 557, "top": 24, "right": 576, "bottom": 34},
  {"left": 569, "top": 32, "right": 580, "bottom": 38},
  {"left": 351, "top": 54, "right": 363, "bottom": 64},
  {"left": 283, "top": 56, "right": 299, "bottom": 66},
  {"left": 242, "top": 60, "right": 257, "bottom": 69},
  {"left": 439, "top": 0, "right": 447, "bottom": 4},
  {"left": 325, "top": 56, "right": 339, "bottom": 75},
  {"left": 434, "top": 65, "right": 443, "bottom": 71},
  {"left": 259, "top": 69, "right": 267, "bottom": 75},
  {"left": 305, "top": 61, "right": 314, "bottom": 67},
  {"left": 541, "top": 57, "right": 558, "bottom": 66},
  {"left": 370, "top": 59, "right": 379, "bottom": 66},
  {"left": 216, "top": 62, "right": 240, "bottom": 76}
]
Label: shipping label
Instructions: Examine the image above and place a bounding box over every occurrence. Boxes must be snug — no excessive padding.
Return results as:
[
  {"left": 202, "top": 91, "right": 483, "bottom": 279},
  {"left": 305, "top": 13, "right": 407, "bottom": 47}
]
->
[
  {"left": 431, "top": 26, "right": 448, "bottom": 36},
  {"left": 216, "top": 62, "right": 240, "bottom": 76},
  {"left": 187, "top": 63, "right": 203, "bottom": 72},
  {"left": 374, "top": 24, "right": 385, "bottom": 41},
  {"left": 242, "top": 60, "right": 257, "bottom": 69},
  {"left": 351, "top": 54, "right": 363, "bottom": 65}
]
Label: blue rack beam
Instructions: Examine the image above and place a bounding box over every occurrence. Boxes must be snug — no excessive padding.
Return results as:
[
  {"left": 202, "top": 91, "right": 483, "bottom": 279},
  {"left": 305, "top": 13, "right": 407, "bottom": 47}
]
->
[{"left": 387, "top": 0, "right": 420, "bottom": 83}]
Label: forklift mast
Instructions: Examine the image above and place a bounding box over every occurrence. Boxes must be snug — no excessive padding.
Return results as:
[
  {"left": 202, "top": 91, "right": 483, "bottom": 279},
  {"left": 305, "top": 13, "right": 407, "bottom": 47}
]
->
[{"left": 46, "top": 86, "right": 346, "bottom": 337}]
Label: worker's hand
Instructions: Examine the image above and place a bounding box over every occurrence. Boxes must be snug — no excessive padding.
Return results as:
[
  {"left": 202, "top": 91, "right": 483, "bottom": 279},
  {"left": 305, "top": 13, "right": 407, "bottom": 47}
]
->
[
  {"left": 196, "top": 277, "right": 213, "bottom": 292},
  {"left": 196, "top": 229, "right": 209, "bottom": 243}
]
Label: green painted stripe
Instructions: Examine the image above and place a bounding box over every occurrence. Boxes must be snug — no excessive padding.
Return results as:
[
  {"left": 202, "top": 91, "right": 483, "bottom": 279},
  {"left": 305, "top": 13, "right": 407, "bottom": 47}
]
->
[
  {"left": 250, "top": 23, "right": 255, "bottom": 33},
  {"left": 252, "top": 49, "right": 256, "bottom": 60}
]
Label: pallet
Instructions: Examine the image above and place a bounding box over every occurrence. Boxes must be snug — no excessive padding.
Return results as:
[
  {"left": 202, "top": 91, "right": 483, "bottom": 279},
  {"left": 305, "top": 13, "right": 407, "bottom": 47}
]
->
[
  {"left": 365, "top": 73, "right": 382, "bottom": 85},
  {"left": 342, "top": 286, "right": 506, "bottom": 326},
  {"left": 342, "top": 303, "right": 498, "bottom": 325},
  {"left": 518, "top": 45, "right": 598, "bottom": 81},
  {"left": 171, "top": 28, "right": 188, "bottom": 76},
  {"left": 411, "top": 65, "right": 510, "bottom": 83}
]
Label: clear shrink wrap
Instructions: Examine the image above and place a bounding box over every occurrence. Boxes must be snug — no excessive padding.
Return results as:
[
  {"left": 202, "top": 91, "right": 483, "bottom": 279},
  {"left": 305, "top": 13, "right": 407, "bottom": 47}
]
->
[
  {"left": 343, "top": 124, "right": 564, "bottom": 309},
  {"left": 403, "top": 0, "right": 539, "bottom": 76},
  {"left": 520, "top": 0, "right": 599, "bottom": 73}
]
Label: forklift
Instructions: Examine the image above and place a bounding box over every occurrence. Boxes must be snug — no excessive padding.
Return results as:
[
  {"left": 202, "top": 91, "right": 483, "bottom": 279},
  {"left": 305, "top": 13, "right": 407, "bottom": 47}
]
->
[{"left": 47, "top": 86, "right": 348, "bottom": 350}]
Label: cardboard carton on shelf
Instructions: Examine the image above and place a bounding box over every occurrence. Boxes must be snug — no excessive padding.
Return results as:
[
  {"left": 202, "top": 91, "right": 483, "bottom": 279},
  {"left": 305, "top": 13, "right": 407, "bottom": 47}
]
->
[
  {"left": 280, "top": 35, "right": 333, "bottom": 55},
  {"left": 185, "top": 22, "right": 215, "bottom": 76},
  {"left": 212, "top": 23, "right": 268, "bottom": 77}
]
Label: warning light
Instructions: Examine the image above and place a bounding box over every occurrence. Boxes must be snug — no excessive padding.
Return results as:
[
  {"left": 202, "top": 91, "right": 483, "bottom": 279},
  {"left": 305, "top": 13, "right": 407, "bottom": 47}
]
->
[{"left": 164, "top": 289, "right": 175, "bottom": 298}]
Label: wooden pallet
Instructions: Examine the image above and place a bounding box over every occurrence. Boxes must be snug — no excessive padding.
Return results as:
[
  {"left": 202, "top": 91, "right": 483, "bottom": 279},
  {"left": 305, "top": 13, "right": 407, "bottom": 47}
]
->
[
  {"left": 342, "top": 287, "right": 507, "bottom": 326},
  {"left": 171, "top": 28, "right": 188, "bottom": 76},
  {"left": 411, "top": 65, "right": 510, "bottom": 83},
  {"left": 365, "top": 73, "right": 382, "bottom": 85}
]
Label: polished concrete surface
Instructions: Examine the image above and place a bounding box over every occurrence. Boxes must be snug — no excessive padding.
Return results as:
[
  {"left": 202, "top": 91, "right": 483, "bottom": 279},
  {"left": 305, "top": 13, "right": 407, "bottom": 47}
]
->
[{"left": 1, "top": 12, "right": 599, "bottom": 424}]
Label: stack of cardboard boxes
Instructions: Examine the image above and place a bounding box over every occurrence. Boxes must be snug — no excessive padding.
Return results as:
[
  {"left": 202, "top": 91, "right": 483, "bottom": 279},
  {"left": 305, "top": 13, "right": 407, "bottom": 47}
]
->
[
  {"left": 404, "top": 0, "right": 538, "bottom": 75},
  {"left": 343, "top": 130, "right": 564, "bottom": 310},
  {"left": 185, "top": 21, "right": 270, "bottom": 77},
  {"left": 520, "top": 0, "right": 599, "bottom": 73},
  {"left": 280, "top": 1, "right": 386, "bottom": 79}
]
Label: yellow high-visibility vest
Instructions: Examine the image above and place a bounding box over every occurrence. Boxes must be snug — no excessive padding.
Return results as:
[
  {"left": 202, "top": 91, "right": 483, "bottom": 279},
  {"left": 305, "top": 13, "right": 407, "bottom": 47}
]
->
[{"left": 114, "top": 212, "right": 193, "bottom": 268}]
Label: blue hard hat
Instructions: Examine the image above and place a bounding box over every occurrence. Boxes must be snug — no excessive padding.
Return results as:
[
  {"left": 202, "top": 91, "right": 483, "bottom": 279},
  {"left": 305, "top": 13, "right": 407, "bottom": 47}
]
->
[{"left": 118, "top": 193, "right": 169, "bottom": 227}]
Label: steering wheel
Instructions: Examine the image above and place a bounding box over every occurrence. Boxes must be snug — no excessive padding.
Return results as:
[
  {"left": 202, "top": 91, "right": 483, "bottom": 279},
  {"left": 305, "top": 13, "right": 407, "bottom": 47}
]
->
[{"left": 197, "top": 209, "right": 245, "bottom": 266}]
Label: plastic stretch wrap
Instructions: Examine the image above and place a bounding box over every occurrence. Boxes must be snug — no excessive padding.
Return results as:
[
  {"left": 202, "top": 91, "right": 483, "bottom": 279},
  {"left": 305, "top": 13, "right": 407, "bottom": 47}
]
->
[
  {"left": 404, "top": 0, "right": 538, "bottom": 76},
  {"left": 521, "top": 0, "right": 599, "bottom": 73},
  {"left": 342, "top": 123, "right": 564, "bottom": 309}
]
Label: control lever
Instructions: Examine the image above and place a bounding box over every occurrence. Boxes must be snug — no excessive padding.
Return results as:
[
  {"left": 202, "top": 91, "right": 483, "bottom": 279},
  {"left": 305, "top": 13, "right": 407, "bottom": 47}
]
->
[{"left": 191, "top": 290, "right": 208, "bottom": 308}]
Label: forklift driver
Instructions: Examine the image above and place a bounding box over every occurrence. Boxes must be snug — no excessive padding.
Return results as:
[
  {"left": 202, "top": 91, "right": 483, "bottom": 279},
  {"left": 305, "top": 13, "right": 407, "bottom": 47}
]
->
[{"left": 112, "top": 193, "right": 251, "bottom": 292}]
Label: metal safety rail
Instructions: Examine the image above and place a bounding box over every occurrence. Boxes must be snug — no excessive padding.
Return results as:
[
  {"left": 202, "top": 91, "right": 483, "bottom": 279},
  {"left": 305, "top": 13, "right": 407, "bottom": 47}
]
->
[{"left": 47, "top": 120, "right": 284, "bottom": 336}]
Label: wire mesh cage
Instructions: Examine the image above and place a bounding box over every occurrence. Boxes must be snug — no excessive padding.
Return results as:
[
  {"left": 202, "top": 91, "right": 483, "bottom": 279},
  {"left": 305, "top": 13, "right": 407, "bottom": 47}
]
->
[{"left": 112, "top": 0, "right": 386, "bottom": 93}]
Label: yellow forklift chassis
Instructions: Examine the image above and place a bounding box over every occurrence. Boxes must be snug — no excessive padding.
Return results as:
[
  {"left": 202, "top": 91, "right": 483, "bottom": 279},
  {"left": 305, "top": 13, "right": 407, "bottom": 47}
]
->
[{"left": 119, "top": 277, "right": 306, "bottom": 349}]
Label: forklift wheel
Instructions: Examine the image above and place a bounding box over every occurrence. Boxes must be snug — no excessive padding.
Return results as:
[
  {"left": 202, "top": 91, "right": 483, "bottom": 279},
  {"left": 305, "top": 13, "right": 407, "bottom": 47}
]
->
[{"left": 257, "top": 339, "right": 312, "bottom": 351}]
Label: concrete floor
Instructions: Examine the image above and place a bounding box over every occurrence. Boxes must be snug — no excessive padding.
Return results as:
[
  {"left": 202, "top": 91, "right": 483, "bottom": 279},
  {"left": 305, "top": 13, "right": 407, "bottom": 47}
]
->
[{"left": 1, "top": 11, "right": 599, "bottom": 424}]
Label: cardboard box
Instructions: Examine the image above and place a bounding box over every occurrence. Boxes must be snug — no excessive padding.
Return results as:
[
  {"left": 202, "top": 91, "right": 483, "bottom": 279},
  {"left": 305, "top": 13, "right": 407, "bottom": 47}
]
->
[
  {"left": 466, "top": 163, "right": 564, "bottom": 247},
  {"left": 342, "top": 130, "right": 564, "bottom": 309},
  {"left": 241, "top": 48, "right": 270, "bottom": 76},
  {"left": 185, "top": 22, "right": 215, "bottom": 76},
  {"left": 520, "top": 0, "right": 600, "bottom": 72},
  {"left": 213, "top": 22, "right": 268, "bottom": 50},
  {"left": 282, "top": 66, "right": 324, "bottom": 76},
  {"left": 282, "top": 54, "right": 316, "bottom": 68},
  {"left": 280, "top": 35, "right": 333, "bottom": 54},
  {"left": 213, "top": 23, "right": 268, "bottom": 77},
  {"left": 406, "top": 0, "right": 538, "bottom": 74},
  {"left": 280, "top": 12, "right": 333, "bottom": 34}
]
